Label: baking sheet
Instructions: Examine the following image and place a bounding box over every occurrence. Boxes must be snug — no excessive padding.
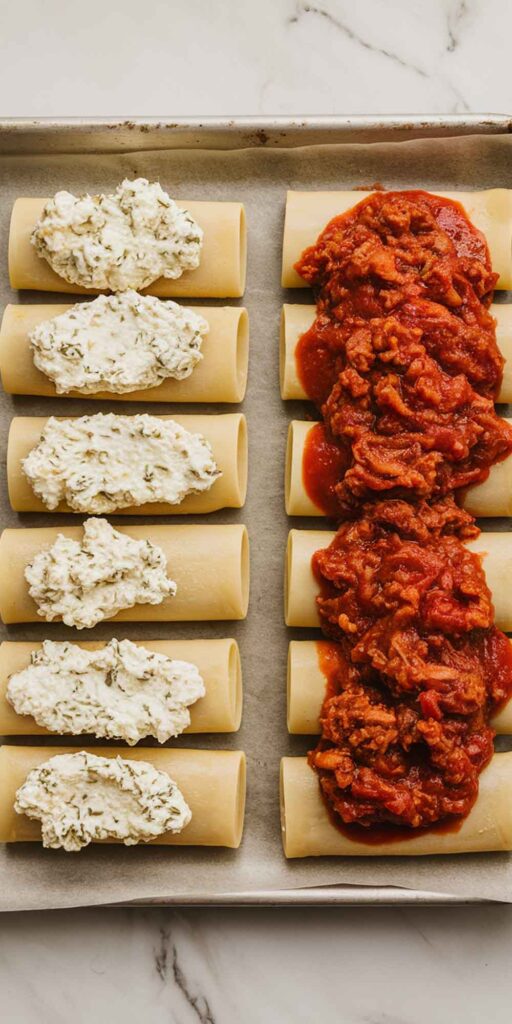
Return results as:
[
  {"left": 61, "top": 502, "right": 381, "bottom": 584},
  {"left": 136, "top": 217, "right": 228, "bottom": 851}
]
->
[{"left": 0, "top": 120, "right": 511, "bottom": 910}]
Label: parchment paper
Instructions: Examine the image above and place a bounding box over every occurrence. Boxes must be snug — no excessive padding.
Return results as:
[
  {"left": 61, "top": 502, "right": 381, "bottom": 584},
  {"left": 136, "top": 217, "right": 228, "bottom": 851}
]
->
[{"left": 1, "top": 129, "right": 511, "bottom": 910}]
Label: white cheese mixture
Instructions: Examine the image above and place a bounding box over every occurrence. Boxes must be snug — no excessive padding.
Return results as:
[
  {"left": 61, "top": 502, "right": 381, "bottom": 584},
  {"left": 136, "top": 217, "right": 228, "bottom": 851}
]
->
[
  {"left": 7, "top": 638, "right": 205, "bottom": 744},
  {"left": 25, "top": 517, "right": 176, "bottom": 629},
  {"left": 29, "top": 291, "right": 208, "bottom": 395},
  {"left": 14, "top": 751, "right": 191, "bottom": 851},
  {"left": 30, "top": 178, "right": 203, "bottom": 291},
  {"left": 22, "top": 412, "right": 220, "bottom": 513}
]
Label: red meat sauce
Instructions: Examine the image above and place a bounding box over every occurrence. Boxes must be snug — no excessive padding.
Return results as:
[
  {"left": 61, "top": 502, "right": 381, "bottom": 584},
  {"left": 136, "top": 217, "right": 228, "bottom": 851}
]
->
[{"left": 292, "top": 190, "right": 512, "bottom": 835}]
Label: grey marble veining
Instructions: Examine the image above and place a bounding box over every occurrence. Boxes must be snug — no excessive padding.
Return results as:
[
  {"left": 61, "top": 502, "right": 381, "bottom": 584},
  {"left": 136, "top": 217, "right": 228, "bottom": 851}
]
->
[
  {"left": 0, "top": 0, "right": 511, "bottom": 118},
  {"left": 2, "top": 905, "right": 512, "bottom": 1022}
]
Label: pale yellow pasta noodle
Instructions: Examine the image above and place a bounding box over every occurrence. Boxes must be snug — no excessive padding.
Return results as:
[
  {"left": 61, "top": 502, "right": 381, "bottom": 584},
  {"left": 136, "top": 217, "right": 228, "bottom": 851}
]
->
[
  {"left": 8, "top": 413, "right": 248, "bottom": 514},
  {"left": 280, "top": 753, "right": 512, "bottom": 857},
  {"left": 285, "top": 419, "right": 512, "bottom": 518},
  {"left": 279, "top": 302, "right": 512, "bottom": 404},
  {"left": 286, "top": 639, "right": 512, "bottom": 736},
  {"left": 10, "top": 198, "right": 247, "bottom": 298},
  {"left": 285, "top": 529, "right": 512, "bottom": 632},
  {"left": 0, "top": 522, "right": 250, "bottom": 624},
  {"left": 0, "top": 637, "right": 242, "bottom": 736},
  {"left": 0, "top": 303, "right": 249, "bottom": 403},
  {"left": 282, "top": 189, "right": 512, "bottom": 289},
  {"left": 0, "top": 745, "right": 246, "bottom": 848}
]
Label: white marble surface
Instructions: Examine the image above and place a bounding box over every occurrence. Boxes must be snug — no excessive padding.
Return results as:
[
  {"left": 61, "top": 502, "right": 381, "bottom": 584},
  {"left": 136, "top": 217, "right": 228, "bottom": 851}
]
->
[
  {"left": 2, "top": 904, "right": 512, "bottom": 1022},
  {"left": 0, "top": 0, "right": 511, "bottom": 118},
  {"left": 2, "top": 0, "right": 512, "bottom": 1020}
]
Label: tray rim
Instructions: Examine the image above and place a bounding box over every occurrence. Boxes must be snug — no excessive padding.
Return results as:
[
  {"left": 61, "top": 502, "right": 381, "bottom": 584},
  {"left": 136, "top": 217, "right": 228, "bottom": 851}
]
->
[
  {"left": 109, "top": 885, "right": 485, "bottom": 908},
  {"left": 0, "top": 113, "right": 508, "bottom": 908},
  {"left": 0, "top": 113, "right": 511, "bottom": 154}
]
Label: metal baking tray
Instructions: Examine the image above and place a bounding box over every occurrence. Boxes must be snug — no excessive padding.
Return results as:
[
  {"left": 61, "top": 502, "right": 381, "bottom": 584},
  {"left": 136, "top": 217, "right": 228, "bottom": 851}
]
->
[
  {"left": 0, "top": 115, "right": 509, "bottom": 910},
  {"left": 114, "top": 885, "right": 481, "bottom": 906}
]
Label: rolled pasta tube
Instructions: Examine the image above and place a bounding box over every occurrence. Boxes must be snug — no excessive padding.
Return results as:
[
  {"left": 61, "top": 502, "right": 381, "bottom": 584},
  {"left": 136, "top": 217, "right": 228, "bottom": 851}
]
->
[
  {"left": 285, "top": 420, "right": 322, "bottom": 517},
  {"left": 0, "top": 522, "right": 250, "bottom": 624},
  {"left": 0, "top": 745, "right": 246, "bottom": 848},
  {"left": 0, "top": 637, "right": 242, "bottom": 736},
  {"left": 286, "top": 419, "right": 512, "bottom": 518},
  {"left": 463, "top": 448, "right": 512, "bottom": 517},
  {"left": 279, "top": 303, "right": 316, "bottom": 400},
  {"left": 286, "top": 639, "right": 327, "bottom": 734},
  {"left": 280, "top": 753, "right": 512, "bottom": 857},
  {"left": 280, "top": 302, "right": 512, "bottom": 405},
  {"left": 8, "top": 413, "right": 248, "bottom": 515},
  {"left": 282, "top": 189, "right": 512, "bottom": 290},
  {"left": 287, "top": 639, "right": 512, "bottom": 736},
  {"left": 285, "top": 528, "right": 328, "bottom": 629},
  {"left": 9, "top": 198, "right": 247, "bottom": 298},
  {"left": 499, "top": 304, "right": 512, "bottom": 403},
  {"left": 0, "top": 303, "right": 249, "bottom": 403},
  {"left": 285, "top": 529, "right": 512, "bottom": 632}
]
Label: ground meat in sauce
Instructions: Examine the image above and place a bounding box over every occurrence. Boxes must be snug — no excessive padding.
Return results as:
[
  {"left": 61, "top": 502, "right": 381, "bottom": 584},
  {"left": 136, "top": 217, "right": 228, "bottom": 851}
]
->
[
  {"left": 294, "top": 191, "right": 512, "bottom": 832},
  {"left": 323, "top": 315, "right": 512, "bottom": 513},
  {"left": 295, "top": 192, "right": 512, "bottom": 515},
  {"left": 309, "top": 498, "right": 512, "bottom": 829}
]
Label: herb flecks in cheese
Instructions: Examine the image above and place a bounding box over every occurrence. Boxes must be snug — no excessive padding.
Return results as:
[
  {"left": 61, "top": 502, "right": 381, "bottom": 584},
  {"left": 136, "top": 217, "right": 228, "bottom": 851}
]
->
[
  {"left": 29, "top": 291, "right": 208, "bottom": 395},
  {"left": 30, "top": 178, "right": 203, "bottom": 291},
  {"left": 22, "top": 412, "right": 220, "bottom": 513},
  {"left": 25, "top": 517, "right": 176, "bottom": 629},
  {"left": 7, "top": 639, "right": 205, "bottom": 744},
  {"left": 14, "top": 751, "right": 191, "bottom": 851}
]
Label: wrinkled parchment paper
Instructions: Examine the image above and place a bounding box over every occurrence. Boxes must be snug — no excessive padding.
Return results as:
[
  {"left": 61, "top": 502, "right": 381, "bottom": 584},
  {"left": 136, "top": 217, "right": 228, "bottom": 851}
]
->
[{"left": 1, "top": 128, "right": 511, "bottom": 910}]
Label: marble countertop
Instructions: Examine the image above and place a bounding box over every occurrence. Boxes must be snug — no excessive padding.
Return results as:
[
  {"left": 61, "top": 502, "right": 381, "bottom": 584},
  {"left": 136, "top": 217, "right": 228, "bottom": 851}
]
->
[
  {"left": 0, "top": 0, "right": 508, "bottom": 118},
  {"left": 3, "top": 903, "right": 512, "bottom": 1022},
  {"left": 2, "top": 0, "right": 512, "bottom": 1020}
]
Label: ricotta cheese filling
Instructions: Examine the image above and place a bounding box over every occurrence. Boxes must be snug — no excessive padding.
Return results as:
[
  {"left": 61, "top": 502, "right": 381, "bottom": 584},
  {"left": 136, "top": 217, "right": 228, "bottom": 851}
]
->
[
  {"left": 7, "top": 638, "right": 205, "bottom": 744},
  {"left": 30, "top": 178, "right": 203, "bottom": 292},
  {"left": 22, "top": 412, "right": 220, "bottom": 513},
  {"left": 14, "top": 751, "right": 191, "bottom": 851},
  {"left": 25, "top": 517, "right": 176, "bottom": 629},
  {"left": 29, "top": 291, "right": 209, "bottom": 395}
]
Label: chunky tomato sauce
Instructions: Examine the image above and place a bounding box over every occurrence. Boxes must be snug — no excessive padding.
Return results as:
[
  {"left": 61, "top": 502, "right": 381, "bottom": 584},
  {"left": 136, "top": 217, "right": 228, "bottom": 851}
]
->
[
  {"left": 293, "top": 190, "right": 512, "bottom": 833},
  {"left": 302, "top": 422, "right": 350, "bottom": 517}
]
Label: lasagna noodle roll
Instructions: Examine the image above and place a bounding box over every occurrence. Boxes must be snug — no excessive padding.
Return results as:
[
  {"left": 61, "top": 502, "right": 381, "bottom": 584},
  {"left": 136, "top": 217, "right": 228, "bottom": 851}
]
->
[
  {"left": 282, "top": 189, "right": 512, "bottom": 290},
  {"left": 0, "top": 745, "right": 246, "bottom": 848},
  {"left": 287, "top": 639, "right": 334, "bottom": 735},
  {"left": 280, "top": 302, "right": 512, "bottom": 404},
  {"left": 280, "top": 753, "right": 512, "bottom": 857},
  {"left": 0, "top": 637, "right": 242, "bottom": 736},
  {"left": 279, "top": 303, "right": 316, "bottom": 400},
  {"left": 0, "top": 303, "right": 249, "bottom": 403},
  {"left": 285, "top": 420, "right": 512, "bottom": 518},
  {"left": 8, "top": 413, "right": 248, "bottom": 514},
  {"left": 287, "top": 639, "right": 512, "bottom": 736},
  {"left": 0, "top": 522, "right": 250, "bottom": 624},
  {"left": 9, "top": 198, "right": 247, "bottom": 298},
  {"left": 285, "top": 529, "right": 512, "bottom": 632}
]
